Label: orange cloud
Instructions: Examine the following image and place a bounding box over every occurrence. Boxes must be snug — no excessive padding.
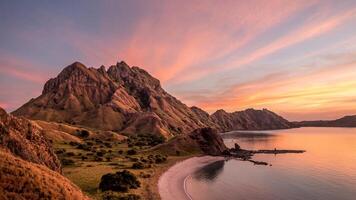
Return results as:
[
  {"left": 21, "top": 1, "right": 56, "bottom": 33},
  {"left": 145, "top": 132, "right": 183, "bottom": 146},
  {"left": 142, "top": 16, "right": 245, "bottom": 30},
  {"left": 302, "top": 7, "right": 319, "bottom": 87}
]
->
[
  {"left": 191, "top": 58, "right": 356, "bottom": 120},
  {"left": 170, "top": 7, "right": 356, "bottom": 85}
]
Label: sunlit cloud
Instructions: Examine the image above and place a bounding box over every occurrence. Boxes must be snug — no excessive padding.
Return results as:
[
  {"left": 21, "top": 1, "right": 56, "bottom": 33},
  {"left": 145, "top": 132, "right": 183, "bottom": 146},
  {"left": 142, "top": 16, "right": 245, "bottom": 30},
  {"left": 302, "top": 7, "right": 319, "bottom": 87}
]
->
[{"left": 0, "top": 0, "right": 356, "bottom": 119}]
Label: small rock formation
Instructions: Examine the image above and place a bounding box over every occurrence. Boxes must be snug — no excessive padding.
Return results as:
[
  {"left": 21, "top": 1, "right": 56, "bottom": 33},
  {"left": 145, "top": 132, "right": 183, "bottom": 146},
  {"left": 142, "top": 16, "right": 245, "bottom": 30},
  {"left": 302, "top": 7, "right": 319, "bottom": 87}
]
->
[
  {"left": 0, "top": 107, "right": 61, "bottom": 172},
  {"left": 154, "top": 127, "right": 228, "bottom": 156}
]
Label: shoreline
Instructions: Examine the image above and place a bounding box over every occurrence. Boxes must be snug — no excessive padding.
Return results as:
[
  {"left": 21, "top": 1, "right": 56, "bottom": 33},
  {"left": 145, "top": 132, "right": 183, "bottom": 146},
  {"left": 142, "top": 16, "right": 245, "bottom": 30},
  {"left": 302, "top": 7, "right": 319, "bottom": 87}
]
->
[{"left": 158, "top": 156, "right": 225, "bottom": 200}]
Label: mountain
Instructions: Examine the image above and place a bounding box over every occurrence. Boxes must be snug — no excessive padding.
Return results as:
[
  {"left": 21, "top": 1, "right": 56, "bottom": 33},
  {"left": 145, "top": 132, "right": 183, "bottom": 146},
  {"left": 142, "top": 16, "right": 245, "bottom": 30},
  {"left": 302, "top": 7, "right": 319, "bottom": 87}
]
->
[
  {"left": 0, "top": 107, "right": 90, "bottom": 199},
  {"left": 294, "top": 115, "right": 356, "bottom": 127},
  {"left": 13, "top": 61, "right": 294, "bottom": 136},
  {"left": 13, "top": 61, "right": 209, "bottom": 137},
  {"left": 211, "top": 108, "right": 294, "bottom": 131}
]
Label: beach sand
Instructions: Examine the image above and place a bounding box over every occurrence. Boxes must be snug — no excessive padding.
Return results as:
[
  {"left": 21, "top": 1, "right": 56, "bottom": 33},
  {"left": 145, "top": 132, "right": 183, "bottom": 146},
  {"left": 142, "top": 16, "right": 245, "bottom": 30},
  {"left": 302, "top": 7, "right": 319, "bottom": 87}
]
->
[{"left": 158, "top": 156, "right": 224, "bottom": 200}]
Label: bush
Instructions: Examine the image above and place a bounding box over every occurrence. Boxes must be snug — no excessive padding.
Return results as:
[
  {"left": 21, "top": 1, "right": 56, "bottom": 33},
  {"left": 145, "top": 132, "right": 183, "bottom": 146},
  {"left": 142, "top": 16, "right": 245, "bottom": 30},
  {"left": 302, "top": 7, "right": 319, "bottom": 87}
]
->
[
  {"left": 131, "top": 162, "right": 144, "bottom": 169},
  {"left": 128, "top": 134, "right": 165, "bottom": 147},
  {"left": 94, "top": 156, "right": 104, "bottom": 162},
  {"left": 154, "top": 154, "right": 167, "bottom": 164},
  {"left": 61, "top": 158, "right": 75, "bottom": 166},
  {"left": 80, "top": 130, "right": 90, "bottom": 138},
  {"left": 66, "top": 152, "right": 75, "bottom": 157},
  {"left": 127, "top": 149, "right": 137, "bottom": 155},
  {"left": 55, "top": 149, "right": 66, "bottom": 154},
  {"left": 77, "top": 144, "right": 90, "bottom": 151},
  {"left": 99, "top": 170, "right": 141, "bottom": 192}
]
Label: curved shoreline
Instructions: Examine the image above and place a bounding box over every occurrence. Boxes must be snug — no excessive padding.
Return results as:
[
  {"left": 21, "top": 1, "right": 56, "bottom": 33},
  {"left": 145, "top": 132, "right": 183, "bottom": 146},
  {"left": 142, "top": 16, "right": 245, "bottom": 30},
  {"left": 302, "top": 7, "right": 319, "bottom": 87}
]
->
[{"left": 158, "top": 156, "right": 224, "bottom": 200}]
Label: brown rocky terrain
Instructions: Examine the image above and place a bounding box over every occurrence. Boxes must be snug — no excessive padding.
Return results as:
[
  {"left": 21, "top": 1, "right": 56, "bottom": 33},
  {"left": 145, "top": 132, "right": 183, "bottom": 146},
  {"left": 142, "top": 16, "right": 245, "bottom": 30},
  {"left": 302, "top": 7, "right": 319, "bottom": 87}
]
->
[
  {"left": 0, "top": 151, "right": 90, "bottom": 200},
  {"left": 294, "top": 115, "right": 356, "bottom": 127},
  {"left": 154, "top": 127, "right": 228, "bottom": 156},
  {"left": 13, "top": 62, "right": 210, "bottom": 138},
  {"left": 0, "top": 107, "right": 90, "bottom": 199},
  {"left": 13, "top": 61, "right": 294, "bottom": 138},
  {"left": 0, "top": 107, "right": 61, "bottom": 172},
  {"left": 211, "top": 108, "right": 294, "bottom": 131}
]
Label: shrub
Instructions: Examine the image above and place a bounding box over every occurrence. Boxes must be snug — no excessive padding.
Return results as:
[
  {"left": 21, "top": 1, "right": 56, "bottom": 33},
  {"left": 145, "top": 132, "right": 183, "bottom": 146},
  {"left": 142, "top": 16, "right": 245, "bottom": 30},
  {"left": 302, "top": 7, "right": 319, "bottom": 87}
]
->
[
  {"left": 66, "top": 152, "right": 75, "bottom": 157},
  {"left": 69, "top": 141, "right": 79, "bottom": 146},
  {"left": 94, "top": 156, "right": 103, "bottom": 162},
  {"left": 118, "top": 150, "right": 123, "bottom": 154},
  {"left": 104, "top": 142, "right": 112, "bottom": 148},
  {"left": 126, "top": 149, "right": 137, "bottom": 155},
  {"left": 80, "top": 130, "right": 90, "bottom": 138},
  {"left": 154, "top": 154, "right": 167, "bottom": 164},
  {"left": 55, "top": 149, "right": 66, "bottom": 154},
  {"left": 96, "top": 150, "right": 106, "bottom": 157},
  {"left": 105, "top": 156, "right": 113, "bottom": 162},
  {"left": 77, "top": 144, "right": 90, "bottom": 151},
  {"left": 61, "top": 158, "right": 75, "bottom": 166},
  {"left": 131, "top": 162, "right": 144, "bottom": 169},
  {"left": 99, "top": 170, "right": 140, "bottom": 192}
]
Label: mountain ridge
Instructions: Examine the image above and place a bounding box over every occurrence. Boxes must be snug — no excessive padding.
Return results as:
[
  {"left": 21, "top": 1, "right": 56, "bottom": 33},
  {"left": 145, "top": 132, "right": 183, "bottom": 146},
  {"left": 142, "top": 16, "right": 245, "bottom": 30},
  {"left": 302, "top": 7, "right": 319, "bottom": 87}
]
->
[
  {"left": 294, "top": 115, "right": 356, "bottom": 127},
  {"left": 13, "top": 61, "right": 295, "bottom": 136}
]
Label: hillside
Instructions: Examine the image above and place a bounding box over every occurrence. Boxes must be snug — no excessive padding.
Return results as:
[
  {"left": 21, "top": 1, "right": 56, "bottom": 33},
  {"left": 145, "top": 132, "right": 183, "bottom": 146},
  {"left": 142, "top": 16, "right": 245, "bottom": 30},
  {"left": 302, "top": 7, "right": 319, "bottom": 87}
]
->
[
  {"left": 0, "top": 107, "right": 90, "bottom": 199},
  {"left": 295, "top": 115, "right": 356, "bottom": 127},
  {"left": 211, "top": 108, "right": 294, "bottom": 131}
]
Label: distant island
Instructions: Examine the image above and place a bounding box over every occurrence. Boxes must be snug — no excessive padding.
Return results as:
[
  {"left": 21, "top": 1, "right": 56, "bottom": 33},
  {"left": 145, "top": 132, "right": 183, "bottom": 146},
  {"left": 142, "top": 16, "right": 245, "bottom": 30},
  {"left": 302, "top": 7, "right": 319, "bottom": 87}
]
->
[{"left": 294, "top": 115, "right": 356, "bottom": 128}]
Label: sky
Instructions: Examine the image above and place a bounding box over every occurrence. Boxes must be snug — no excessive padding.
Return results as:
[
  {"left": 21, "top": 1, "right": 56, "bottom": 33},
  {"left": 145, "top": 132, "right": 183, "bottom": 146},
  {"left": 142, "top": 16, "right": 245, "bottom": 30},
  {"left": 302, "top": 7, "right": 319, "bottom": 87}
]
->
[{"left": 0, "top": 0, "right": 356, "bottom": 121}]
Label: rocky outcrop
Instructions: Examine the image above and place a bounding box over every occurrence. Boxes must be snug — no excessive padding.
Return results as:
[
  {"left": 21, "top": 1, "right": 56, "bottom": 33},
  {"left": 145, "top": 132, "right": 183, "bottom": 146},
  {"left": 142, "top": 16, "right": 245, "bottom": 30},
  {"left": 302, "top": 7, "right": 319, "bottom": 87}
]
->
[
  {"left": 13, "top": 61, "right": 210, "bottom": 137},
  {"left": 0, "top": 107, "right": 90, "bottom": 199},
  {"left": 211, "top": 108, "right": 294, "bottom": 131},
  {"left": 154, "top": 127, "right": 228, "bottom": 156},
  {"left": 294, "top": 115, "right": 356, "bottom": 127},
  {"left": 0, "top": 107, "right": 61, "bottom": 172},
  {"left": 0, "top": 151, "right": 90, "bottom": 200}
]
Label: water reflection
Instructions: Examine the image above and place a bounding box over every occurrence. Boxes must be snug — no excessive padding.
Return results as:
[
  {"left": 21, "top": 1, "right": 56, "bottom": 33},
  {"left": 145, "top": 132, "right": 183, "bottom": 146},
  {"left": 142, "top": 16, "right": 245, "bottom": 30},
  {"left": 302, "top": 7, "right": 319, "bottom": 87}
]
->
[
  {"left": 222, "top": 131, "right": 279, "bottom": 149},
  {"left": 193, "top": 160, "right": 225, "bottom": 181},
  {"left": 187, "top": 128, "right": 356, "bottom": 200}
]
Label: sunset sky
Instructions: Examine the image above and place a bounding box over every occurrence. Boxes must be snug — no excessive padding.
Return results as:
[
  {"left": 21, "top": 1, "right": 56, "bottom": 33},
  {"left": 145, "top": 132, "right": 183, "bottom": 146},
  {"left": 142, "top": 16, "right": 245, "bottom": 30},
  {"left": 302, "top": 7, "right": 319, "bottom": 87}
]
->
[{"left": 0, "top": 0, "right": 355, "bottom": 121}]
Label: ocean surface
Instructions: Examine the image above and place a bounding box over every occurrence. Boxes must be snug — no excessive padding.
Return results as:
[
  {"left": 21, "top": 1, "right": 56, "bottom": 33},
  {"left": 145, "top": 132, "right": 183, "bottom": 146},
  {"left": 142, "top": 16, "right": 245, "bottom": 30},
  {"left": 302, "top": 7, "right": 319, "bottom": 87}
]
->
[{"left": 185, "top": 127, "right": 356, "bottom": 200}]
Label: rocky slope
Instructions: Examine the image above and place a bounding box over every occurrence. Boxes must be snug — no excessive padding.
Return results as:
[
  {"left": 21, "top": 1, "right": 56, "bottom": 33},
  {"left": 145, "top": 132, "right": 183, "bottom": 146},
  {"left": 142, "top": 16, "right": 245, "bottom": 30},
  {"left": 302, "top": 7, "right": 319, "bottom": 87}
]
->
[
  {"left": 294, "top": 115, "right": 356, "bottom": 127},
  {"left": 13, "top": 61, "right": 209, "bottom": 138},
  {"left": 0, "top": 107, "right": 61, "bottom": 172},
  {"left": 0, "top": 107, "right": 90, "bottom": 200},
  {"left": 0, "top": 151, "right": 90, "bottom": 200},
  {"left": 154, "top": 127, "right": 228, "bottom": 156},
  {"left": 211, "top": 108, "right": 294, "bottom": 131}
]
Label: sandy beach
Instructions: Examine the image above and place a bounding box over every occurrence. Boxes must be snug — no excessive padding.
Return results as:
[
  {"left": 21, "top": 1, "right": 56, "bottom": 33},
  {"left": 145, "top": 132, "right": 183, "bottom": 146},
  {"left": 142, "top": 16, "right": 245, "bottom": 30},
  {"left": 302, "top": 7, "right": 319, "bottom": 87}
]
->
[{"left": 158, "top": 156, "right": 225, "bottom": 200}]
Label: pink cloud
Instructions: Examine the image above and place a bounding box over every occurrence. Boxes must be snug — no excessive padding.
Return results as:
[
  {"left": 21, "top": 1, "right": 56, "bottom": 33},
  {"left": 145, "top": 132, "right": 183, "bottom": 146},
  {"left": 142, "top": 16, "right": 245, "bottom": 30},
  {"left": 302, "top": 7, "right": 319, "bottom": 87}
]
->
[{"left": 168, "top": 6, "right": 356, "bottom": 85}]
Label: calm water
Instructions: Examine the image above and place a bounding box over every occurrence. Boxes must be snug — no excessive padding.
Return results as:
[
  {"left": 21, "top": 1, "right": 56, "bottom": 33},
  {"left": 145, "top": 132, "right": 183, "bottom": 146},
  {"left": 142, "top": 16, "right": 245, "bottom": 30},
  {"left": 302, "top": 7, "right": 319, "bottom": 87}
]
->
[{"left": 186, "top": 127, "right": 356, "bottom": 200}]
